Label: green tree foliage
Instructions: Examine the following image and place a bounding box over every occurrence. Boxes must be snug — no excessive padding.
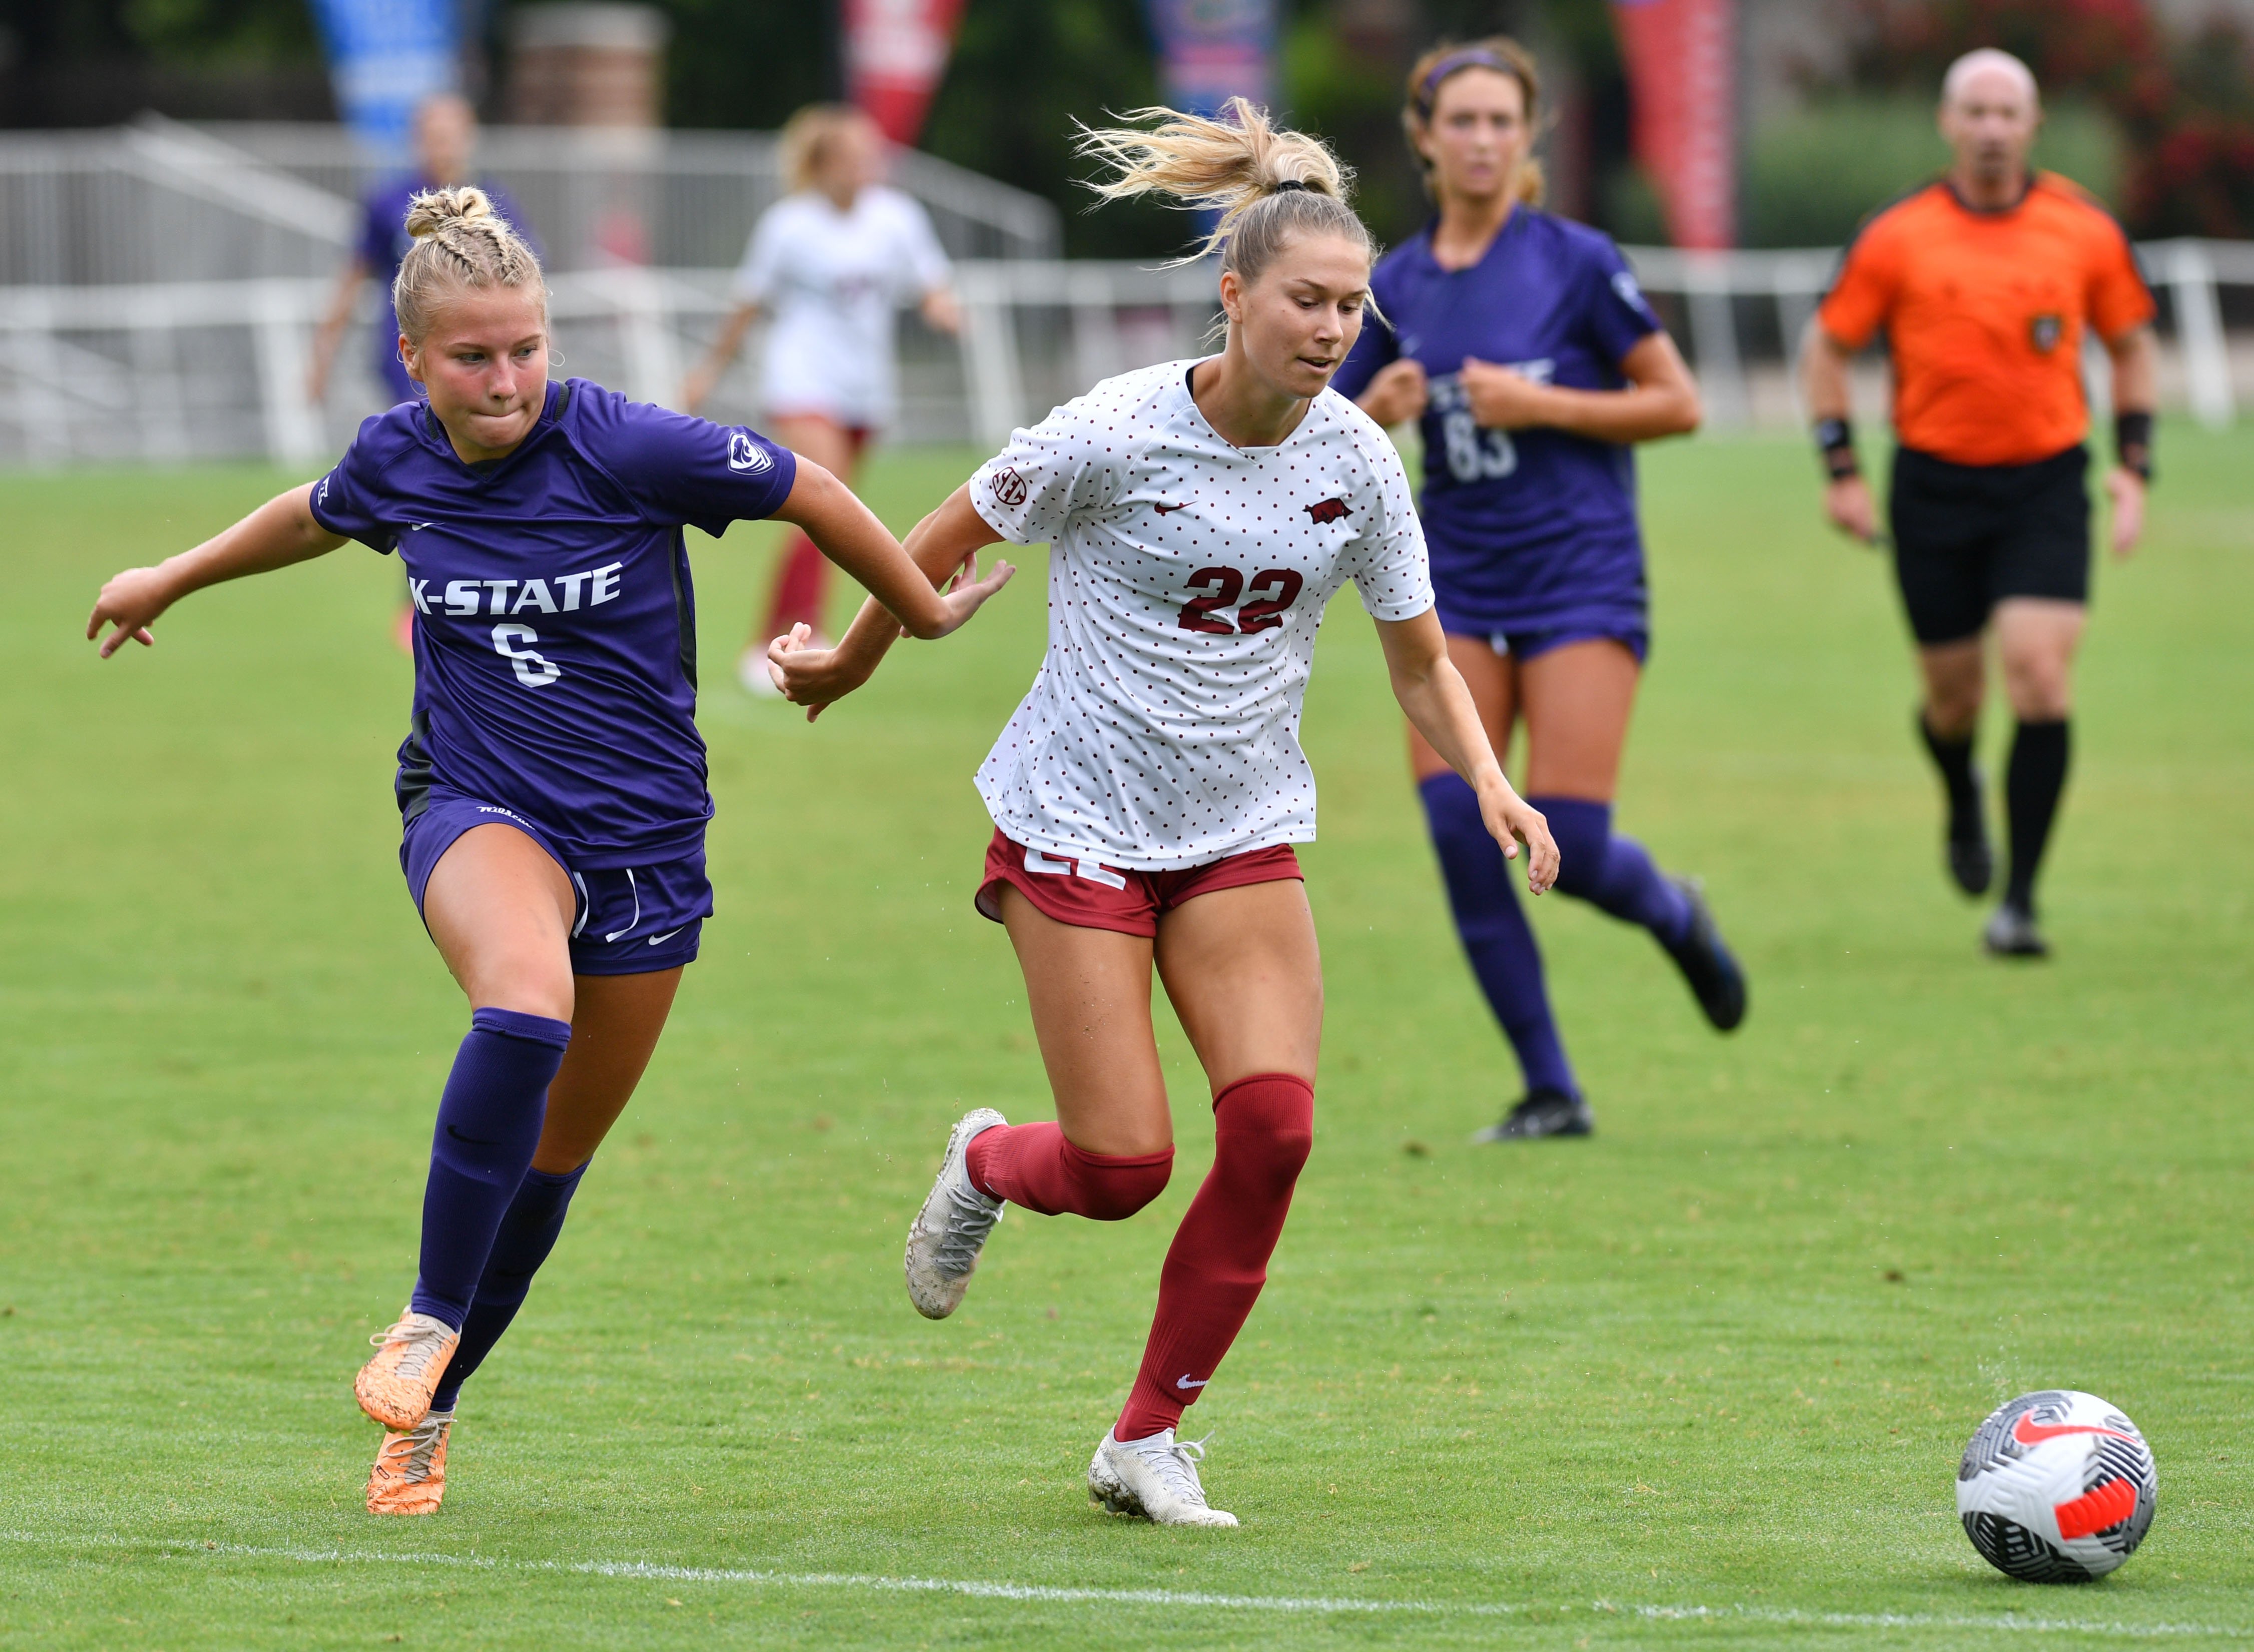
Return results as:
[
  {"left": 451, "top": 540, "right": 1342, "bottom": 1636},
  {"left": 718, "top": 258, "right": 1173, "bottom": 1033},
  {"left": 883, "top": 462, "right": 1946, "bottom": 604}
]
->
[
  {"left": 0, "top": 0, "right": 319, "bottom": 66},
  {"left": 1844, "top": 0, "right": 2254, "bottom": 236}
]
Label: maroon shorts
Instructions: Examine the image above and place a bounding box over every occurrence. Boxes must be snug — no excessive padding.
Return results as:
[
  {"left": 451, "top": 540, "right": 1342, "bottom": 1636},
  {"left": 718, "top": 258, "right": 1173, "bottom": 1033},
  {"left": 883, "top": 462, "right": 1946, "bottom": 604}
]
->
[{"left": 975, "top": 829, "right": 1303, "bottom": 939}]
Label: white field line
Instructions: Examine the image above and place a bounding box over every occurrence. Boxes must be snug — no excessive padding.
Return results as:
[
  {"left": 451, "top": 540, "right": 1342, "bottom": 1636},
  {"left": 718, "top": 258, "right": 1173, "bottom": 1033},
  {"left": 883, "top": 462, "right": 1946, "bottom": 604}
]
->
[{"left": 2, "top": 1530, "right": 2246, "bottom": 1639}]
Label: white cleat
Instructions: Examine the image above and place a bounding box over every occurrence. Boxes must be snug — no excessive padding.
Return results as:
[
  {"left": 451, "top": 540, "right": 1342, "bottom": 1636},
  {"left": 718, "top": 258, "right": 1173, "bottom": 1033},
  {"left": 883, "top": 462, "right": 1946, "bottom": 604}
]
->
[
  {"left": 904, "top": 1108, "right": 1007, "bottom": 1320},
  {"left": 1088, "top": 1429, "right": 1238, "bottom": 1527}
]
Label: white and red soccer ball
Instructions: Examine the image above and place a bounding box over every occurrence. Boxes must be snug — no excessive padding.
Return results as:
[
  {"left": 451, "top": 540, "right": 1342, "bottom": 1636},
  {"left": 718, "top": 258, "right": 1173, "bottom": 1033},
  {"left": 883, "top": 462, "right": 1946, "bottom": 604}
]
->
[{"left": 1957, "top": 1390, "right": 2158, "bottom": 1581}]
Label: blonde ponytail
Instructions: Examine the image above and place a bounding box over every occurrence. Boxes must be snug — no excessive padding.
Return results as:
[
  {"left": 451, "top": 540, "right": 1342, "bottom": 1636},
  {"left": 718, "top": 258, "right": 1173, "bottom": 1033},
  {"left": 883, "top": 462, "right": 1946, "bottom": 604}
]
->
[
  {"left": 1075, "top": 98, "right": 1376, "bottom": 285},
  {"left": 393, "top": 185, "right": 547, "bottom": 344}
]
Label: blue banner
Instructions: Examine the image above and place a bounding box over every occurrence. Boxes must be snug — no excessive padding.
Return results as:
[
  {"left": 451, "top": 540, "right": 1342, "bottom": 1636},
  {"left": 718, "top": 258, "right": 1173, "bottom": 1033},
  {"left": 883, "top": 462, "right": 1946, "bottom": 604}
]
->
[
  {"left": 305, "top": 0, "right": 461, "bottom": 158},
  {"left": 1144, "top": 0, "right": 1276, "bottom": 118}
]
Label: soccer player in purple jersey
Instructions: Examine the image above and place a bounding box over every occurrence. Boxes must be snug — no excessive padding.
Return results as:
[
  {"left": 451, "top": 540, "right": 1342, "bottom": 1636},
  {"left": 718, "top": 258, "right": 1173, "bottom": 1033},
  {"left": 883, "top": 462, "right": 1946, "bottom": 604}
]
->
[
  {"left": 1331, "top": 38, "right": 1746, "bottom": 1142},
  {"left": 85, "top": 187, "right": 1011, "bottom": 1515}
]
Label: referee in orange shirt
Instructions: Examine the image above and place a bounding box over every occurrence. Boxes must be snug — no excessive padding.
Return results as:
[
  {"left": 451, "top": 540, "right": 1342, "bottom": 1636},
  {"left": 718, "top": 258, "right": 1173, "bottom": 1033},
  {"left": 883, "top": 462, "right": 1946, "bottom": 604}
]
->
[{"left": 1799, "top": 49, "right": 2157, "bottom": 959}]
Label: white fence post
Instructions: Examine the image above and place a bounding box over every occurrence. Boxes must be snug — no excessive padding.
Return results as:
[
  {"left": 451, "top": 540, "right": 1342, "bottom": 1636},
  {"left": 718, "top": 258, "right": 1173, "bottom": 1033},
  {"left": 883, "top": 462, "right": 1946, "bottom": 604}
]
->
[
  {"left": 2160, "top": 239, "right": 2235, "bottom": 430},
  {"left": 958, "top": 266, "right": 1026, "bottom": 450},
  {"left": 250, "top": 281, "right": 323, "bottom": 467}
]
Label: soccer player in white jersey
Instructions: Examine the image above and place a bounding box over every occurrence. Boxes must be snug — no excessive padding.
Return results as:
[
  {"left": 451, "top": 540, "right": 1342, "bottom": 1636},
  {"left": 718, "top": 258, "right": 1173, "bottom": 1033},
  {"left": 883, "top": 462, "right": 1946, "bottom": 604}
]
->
[
  {"left": 770, "top": 101, "right": 1559, "bottom": 1527},
  {"left": 682, "top": 104, "right": 960, "bottom": 695}
]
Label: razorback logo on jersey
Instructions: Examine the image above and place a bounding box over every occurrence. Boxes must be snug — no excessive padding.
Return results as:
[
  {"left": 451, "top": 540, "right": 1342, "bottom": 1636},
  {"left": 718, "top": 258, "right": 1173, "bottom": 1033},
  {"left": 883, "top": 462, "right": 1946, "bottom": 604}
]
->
[
  {"left": 993, "top": 467, "right": 1029, "bottom": 508},
  {"left": 1304, "top": 497, "right": 1348, "bottom": 524}
]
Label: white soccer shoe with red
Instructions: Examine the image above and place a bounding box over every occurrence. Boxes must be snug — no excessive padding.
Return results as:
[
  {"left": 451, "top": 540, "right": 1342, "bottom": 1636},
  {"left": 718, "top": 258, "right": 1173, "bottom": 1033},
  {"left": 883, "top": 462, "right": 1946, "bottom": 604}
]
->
[
  {"left": 903, "top": 1108, "right": 1007, "bottom": 1319},
  {"left": 1088, "top": 1429, "right": 1238, "bottom": 1527}
]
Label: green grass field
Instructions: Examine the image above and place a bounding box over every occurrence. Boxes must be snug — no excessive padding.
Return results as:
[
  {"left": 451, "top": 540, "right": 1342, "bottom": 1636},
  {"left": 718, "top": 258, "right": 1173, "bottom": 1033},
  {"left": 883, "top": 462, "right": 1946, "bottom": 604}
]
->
[{"left": 4, "top": 428, "right": 2250, "bottom": 1649}]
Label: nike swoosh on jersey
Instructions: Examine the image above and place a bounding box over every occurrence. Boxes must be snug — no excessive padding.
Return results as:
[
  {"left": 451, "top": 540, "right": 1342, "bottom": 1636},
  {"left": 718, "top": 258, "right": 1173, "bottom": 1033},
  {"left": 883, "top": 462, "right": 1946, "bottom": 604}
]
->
[
  {"left": 645, "top": 927, "right": 686, "bottom": 945},
  {"left": 1153, "top": 501, "right": 1189, "bottom": 513},
  {"left": 1174, "top": 1374, "right": 1209, "bottom": 1390},
  {"left": 2012, "top": 1415, "right": 2139, "bottom": 1447}
]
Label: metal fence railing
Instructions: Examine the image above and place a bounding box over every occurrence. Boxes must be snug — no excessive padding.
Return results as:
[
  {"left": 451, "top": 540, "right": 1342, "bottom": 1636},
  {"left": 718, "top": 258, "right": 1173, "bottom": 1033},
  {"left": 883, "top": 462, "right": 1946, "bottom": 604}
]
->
[{"left": 2, "top": 117, "right": 2248, "bottom": 465}]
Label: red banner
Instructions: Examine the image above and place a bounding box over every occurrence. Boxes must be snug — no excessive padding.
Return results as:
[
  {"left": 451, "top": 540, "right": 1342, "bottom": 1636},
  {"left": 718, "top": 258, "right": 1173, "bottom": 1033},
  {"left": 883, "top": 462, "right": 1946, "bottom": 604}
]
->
[
  {"left": 1610, "top": 0, "right": 1737, "bottom": 249},
  {"left": 845, "top": 0, "right": 970, "bottom": 146}
]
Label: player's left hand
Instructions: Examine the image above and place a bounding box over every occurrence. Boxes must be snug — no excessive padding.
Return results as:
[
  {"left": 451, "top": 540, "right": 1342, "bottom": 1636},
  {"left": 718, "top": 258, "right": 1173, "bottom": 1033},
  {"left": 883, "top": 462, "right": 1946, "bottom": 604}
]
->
[
  {"left": 2104, "top": 465, "right": 2145, "bottom": 559},
  {"left": 1459, "top": 356, "right": 1551, "bottom": 430},
  {"left": 1484, "top": 788, "right": 1559, "bottom": 895}
]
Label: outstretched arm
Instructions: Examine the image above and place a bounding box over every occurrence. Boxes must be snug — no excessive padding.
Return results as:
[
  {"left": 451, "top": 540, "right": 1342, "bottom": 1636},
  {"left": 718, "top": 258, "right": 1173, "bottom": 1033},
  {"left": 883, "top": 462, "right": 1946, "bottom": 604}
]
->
[
  {"left": 87, "top": 483, "right": 346, "bottom": 658},
  {"left": 1375, "top": 609, "right": 1558, "bottom": 893},
  {"left": 769, "top": 482, "right": 1004, "bottom": 721}
]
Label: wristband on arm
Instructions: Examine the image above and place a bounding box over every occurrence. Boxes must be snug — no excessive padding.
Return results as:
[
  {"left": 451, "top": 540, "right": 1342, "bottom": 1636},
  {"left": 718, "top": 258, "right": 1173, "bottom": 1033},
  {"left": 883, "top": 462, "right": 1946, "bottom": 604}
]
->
[
  {"left": 2114, "top": 410, "right": 2154, "bottom": 482},
  {"left": 1814, "top": 416, "right": 1859, "bottom": 481}
]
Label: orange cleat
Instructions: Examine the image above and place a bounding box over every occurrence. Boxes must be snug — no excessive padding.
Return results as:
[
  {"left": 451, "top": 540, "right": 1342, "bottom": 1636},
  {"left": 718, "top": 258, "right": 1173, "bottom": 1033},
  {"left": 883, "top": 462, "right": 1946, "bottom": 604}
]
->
[
  {"left": 366, "top": 1408, "right": 452, "bottom": 1515},
  {"left": 355, "top": 1310, "right": 459, "bottom": 1431}
]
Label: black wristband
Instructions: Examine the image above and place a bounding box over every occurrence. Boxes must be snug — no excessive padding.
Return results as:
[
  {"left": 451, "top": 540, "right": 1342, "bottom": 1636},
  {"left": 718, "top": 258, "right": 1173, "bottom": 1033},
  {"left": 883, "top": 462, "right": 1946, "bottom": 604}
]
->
[
  {"left": 2115, "top": 409, "right": 2154, "bottom": 482},
  {"left": 1814, "top": 416, "right": 1859, "bottom": 481}
]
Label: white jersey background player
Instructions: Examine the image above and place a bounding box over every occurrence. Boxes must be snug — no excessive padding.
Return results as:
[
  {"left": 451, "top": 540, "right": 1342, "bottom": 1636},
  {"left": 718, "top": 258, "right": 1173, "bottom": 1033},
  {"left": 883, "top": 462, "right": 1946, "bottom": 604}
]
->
[
  {"left": 682, "top": 104, "right": 959, "bottom": 691},
  {"left": 773, "top": 100, "right": 1558, "bottom": 1528}
]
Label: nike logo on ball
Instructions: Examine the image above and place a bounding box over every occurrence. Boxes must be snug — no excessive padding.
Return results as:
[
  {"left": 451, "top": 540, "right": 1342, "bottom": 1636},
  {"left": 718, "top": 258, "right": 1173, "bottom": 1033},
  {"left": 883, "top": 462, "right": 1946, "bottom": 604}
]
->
[
  {"left": 2013, "top": 1415, "right": 2138, "bottom": 1446},
  {"left": 1175, "top": 1375, "right": 1209, "bottom": 1390}
]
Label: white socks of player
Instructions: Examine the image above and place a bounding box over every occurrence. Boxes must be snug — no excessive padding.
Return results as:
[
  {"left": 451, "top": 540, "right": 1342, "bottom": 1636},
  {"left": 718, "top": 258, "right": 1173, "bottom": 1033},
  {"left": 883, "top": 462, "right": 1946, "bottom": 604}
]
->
[{"left": 1088, "top": 1429, "right": 1238, "bottom": 1527}]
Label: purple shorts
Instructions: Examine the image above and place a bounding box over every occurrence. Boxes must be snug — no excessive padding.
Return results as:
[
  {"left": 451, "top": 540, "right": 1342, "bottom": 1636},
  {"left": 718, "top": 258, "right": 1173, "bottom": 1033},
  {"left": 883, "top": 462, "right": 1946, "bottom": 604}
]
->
[
  {"left": 400, "top": 787, "right": 711, "bottom": 976},
  {"left": 1442, "top": 621, "right": 1649, "bottom": 666}
]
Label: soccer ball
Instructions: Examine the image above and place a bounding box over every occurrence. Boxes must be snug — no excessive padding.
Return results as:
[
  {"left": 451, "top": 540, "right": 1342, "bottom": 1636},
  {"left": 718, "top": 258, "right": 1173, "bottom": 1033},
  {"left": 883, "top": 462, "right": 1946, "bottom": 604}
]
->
[{"left": 1957, "top": 1390, "right": 2157, "bottom": 1581}]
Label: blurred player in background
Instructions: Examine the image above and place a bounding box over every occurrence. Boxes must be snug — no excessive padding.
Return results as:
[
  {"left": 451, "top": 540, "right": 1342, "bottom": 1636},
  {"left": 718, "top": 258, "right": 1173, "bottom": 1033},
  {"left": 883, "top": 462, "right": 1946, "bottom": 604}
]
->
[
  {"left": 306, "top": 93, "right": 532, "bottom": 653},
  {"left": 772, "top": 103, "right": 1557, "bottom": 1527},
  {"left": 1800, "top": 48, "right": 2156, "bottom": 959},
  {"left": 682, "top": 105, "right": 961, "bottom": 695},
  {"left": 1331, "top": 39, "right": 1742, "bottom": 1144},
  {"left": 87, "top": 187, "right": 1010, "bottom": 1517}
]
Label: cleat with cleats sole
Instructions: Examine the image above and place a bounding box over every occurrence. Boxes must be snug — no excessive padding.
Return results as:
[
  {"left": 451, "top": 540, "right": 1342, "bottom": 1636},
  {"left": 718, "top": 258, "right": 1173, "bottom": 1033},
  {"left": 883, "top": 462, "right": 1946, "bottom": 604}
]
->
[
  {"left": 366, "top": 1408, "right": 452, "bottom": 1515},
  {"left": 1982, "top": 903, "right": 2050, "bottom": 959},
  {"left": 355, "top": 1310, "right": 459, "bottom": 1431},
  {"left": 904, "top": 1108, "right": 1007, "bottom": 1320},
  {"left": 1663, "top": 877, "right": 1747, "bottom": 1031},
  {"left": 1474, "top": 1087, "right": 1593, "bottom": 1141},
  {"left": 1089, "top": 1430, "right": 1237, "bottom": 1527}
]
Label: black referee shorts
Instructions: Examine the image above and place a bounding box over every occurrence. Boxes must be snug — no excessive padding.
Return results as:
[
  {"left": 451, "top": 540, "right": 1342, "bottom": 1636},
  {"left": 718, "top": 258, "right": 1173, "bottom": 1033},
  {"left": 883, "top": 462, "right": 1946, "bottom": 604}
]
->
[{"left": 1888, "top": 444, "right": 2090, "bottom": 646}]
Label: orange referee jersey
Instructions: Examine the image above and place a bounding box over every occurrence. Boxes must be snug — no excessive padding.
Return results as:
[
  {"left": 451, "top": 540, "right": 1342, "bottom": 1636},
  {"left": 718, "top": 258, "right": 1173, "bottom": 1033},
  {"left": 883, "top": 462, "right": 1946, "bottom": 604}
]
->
[{"left": 1818, "top": 173, "right": 2154, "bottom": 468}]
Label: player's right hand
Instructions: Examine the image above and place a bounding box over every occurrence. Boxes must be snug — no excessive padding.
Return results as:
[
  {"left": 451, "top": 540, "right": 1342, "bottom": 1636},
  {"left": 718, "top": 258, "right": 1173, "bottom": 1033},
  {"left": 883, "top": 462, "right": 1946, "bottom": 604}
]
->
[
  {"left": 86, "top": 566, "right": 173, "bottom": 658},
  {"left": 1823, "top": 475, "right": 1879, "bottom": 545},
  {"left": 1357, "top": 359, "right": 1429, "bottom": 428}
]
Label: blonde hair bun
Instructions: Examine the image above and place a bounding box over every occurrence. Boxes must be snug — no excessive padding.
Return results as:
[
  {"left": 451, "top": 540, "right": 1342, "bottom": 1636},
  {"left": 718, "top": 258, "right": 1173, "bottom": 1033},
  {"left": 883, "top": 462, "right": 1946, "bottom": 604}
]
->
[{"left": 404, "top": 184, "right": 497, "bottom": 241}]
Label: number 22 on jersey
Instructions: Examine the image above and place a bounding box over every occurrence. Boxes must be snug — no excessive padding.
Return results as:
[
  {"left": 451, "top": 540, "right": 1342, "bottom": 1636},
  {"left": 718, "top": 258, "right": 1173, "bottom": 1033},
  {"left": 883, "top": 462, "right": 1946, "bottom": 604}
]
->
[{"left": 1178, "top": 567, "right": 1305, "bottom": 635}]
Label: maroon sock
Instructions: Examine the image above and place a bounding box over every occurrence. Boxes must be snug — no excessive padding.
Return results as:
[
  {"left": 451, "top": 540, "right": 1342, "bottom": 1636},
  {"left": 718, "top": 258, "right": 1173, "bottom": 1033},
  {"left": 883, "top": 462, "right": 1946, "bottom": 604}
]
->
[
  {"left": 965, "top": 1121, "right": 1173, "bottom": 1220},
  {"left": 1115, "top": 1073, "right": 1314, "bottom": 1441},
  {"left": 760, "top": 533, "right": 830, "bottom": 639}
]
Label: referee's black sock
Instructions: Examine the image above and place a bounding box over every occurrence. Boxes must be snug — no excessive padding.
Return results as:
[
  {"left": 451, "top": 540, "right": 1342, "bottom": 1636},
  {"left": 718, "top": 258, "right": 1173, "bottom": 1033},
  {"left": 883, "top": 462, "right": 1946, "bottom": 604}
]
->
[
  {"left": 1918, "top": 712, "right": 1983, "bottom": 842},
  {"left": 2004, "top": 718, "right": 2071, "bottom": 916}
]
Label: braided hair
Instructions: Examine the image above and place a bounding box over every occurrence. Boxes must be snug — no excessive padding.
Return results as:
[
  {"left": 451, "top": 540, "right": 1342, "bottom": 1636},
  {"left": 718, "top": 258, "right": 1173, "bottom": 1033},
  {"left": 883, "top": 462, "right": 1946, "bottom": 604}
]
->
[{"left": 392, "top": 185, "right": 547, "bottom": 343}]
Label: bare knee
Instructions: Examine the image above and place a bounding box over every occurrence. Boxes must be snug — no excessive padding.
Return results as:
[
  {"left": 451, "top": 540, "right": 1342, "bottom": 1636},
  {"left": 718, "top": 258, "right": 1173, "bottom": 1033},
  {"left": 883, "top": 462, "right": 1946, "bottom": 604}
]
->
[
  {"left": 464, "top": 955, "right": 574, "bottom": 1024},
  {"left": 2000, "top": 650, "right": 2074, "bottom": 720},
  {"left": 1919, "top": 644, "right": 1985, "bottom": 737}
]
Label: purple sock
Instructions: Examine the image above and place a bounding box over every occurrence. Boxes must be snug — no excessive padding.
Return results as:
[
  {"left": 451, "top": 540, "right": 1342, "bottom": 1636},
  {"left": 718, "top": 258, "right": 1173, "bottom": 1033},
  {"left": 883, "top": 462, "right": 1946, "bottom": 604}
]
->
[
  {"left": 408, "top": 1008, "right": 571, "bottom": 1332},
  {"left": 430, "top": 1161, "right": 588, "bottom": 1412},
  {"left": 1531, "top": 795, "right": 1694, "bottom": 950},
  {"left": 1418, "top": 773, "right": 1578, "bottom": 1097}
]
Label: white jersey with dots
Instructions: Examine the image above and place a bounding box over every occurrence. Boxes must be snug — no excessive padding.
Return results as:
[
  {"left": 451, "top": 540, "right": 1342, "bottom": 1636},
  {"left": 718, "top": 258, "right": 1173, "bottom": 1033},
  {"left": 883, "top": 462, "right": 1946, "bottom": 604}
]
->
[{"left": 969, "top": 358, "right": 1435, "bottom": 871}]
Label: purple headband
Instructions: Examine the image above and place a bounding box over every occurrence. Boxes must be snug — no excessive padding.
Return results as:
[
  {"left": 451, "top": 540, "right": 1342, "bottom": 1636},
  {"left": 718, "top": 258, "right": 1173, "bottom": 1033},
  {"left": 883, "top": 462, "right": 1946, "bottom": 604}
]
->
[{"left": 1416, "top": 48, "right": 1512, "bottom": 112}]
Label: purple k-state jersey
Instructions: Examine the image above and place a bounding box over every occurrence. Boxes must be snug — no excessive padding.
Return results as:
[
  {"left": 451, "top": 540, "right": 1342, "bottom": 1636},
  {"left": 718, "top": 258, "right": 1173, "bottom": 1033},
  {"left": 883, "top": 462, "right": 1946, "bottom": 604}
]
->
[
  {"left": 1331, "top": 208, "right": 1663, "bottom": 638},
  {"left": 310, "top": 378, "right": 797, "bottom": 866}
]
